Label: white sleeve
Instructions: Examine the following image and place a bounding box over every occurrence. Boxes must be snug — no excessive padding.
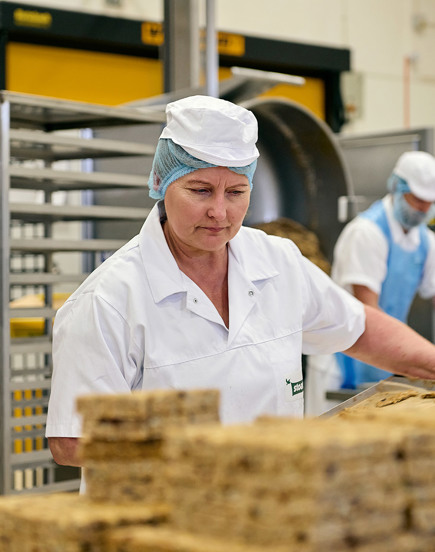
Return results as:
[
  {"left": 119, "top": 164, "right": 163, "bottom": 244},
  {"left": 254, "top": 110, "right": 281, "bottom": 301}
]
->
[
  {"left": 331, "top": 217, "right": 389, "bottom": 295},
  {"left": 46, "top": 294, "right": 143, "bottom": 438},
  {"left": 419, "top": 229, "right": 435, "bottom": 299},
  {"left": 301, "top": 257, "right": 366, "bottom": 355}
]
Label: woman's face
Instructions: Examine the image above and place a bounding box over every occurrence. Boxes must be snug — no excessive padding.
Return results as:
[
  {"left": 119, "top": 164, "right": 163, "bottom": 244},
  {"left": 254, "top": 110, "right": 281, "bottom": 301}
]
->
[{"left": 163, "top": 166, "right": 251, "bottom": 255}]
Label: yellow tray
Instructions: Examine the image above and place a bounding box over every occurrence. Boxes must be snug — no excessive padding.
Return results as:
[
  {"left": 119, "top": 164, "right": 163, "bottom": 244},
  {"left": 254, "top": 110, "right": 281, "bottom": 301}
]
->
[{"left": 10, "top": 292, "right": 70, "bottom": 337}]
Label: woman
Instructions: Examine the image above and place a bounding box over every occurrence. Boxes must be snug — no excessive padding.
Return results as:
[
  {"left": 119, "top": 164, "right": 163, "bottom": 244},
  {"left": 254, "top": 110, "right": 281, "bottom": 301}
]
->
[{"left": 46, "top": 95, "right": 435, "bottom": 467}]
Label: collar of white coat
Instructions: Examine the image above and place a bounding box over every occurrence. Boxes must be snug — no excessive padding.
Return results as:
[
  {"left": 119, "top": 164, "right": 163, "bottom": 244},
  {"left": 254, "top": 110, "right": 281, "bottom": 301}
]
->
[{"left": 139, "top": 202, "right": 279, "bottom": 304}]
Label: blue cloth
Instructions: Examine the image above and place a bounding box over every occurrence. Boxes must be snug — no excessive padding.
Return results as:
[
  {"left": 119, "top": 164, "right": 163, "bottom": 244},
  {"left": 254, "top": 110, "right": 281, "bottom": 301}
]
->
[
  {"left": 336, "top": 199, "right": 429, "bottom": 388},
  {"left": 148, "top": 139, "right": 257, "bottom": 200}
]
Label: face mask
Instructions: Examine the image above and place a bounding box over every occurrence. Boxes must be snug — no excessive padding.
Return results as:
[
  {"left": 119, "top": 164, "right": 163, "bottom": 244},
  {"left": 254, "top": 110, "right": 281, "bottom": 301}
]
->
[{"left": 393, "top": 192, "right": 435, "bottom": 230}]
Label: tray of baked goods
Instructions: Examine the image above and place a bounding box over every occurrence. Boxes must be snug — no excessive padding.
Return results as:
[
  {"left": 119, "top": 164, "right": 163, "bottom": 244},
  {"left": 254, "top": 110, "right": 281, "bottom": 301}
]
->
[{"left": 321, "top": 375, "right": 435, "bottom": 418}]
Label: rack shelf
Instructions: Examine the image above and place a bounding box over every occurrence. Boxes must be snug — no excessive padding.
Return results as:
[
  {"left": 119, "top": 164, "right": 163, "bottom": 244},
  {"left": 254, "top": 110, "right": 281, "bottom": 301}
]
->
[
  {"left": 10, "top": 203, "right": 150, "bottom": 222},
  {"left": 1, "top": 91, "right": 162, "bottom": 495},
  {"left": 10, "top": 128, "right": 156, "bottom": 161},
  {"left": 10, "top": 166, "right": 148, "bottom": 191},
  {"left": 5, "top": 91, "right": 165, "bottom": 130},
  {"left": 9, "top": 273, "right": 89, "bottom": 285}
]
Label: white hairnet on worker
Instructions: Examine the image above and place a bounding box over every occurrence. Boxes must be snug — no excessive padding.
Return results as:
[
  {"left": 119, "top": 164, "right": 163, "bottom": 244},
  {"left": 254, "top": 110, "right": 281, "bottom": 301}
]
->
[{"left": 148, "top": 95, "right": 259, "bottom": 200}]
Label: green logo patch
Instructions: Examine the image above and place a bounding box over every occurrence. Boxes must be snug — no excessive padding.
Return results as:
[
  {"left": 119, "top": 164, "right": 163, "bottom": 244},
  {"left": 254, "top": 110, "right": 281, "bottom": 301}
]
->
[{"left": 286, "top": 378, "right": 304, "bottom": 395}]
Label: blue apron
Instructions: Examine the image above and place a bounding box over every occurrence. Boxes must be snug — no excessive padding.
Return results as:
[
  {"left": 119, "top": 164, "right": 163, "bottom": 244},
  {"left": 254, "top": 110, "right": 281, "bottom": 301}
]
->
[{"left": 336, "top": 200, "right": 429, "bottom": 388}]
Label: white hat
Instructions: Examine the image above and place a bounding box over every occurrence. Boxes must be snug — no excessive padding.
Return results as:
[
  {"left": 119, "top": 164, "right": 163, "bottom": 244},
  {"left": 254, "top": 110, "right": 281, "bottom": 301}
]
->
[
  {"left": 160, "top": 95, "right": 259, "bottom": 167},
  {"left": 393, "top": 151, "right": 435, "bottom": 202}
]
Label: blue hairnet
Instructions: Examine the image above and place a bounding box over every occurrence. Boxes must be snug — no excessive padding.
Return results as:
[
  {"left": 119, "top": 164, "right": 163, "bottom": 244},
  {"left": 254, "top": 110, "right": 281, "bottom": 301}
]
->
[
  {"left": 387, "top": 173, "right": 411, "bottom": 194},
  {"left": 148, "top": 139, "right": 257, "bottom": 200}
]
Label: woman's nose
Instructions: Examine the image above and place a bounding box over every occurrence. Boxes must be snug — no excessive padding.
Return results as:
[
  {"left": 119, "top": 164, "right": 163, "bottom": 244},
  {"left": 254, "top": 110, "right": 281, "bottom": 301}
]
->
[{"left": 207, "top": 194, "right": 226, "bottom": 220}]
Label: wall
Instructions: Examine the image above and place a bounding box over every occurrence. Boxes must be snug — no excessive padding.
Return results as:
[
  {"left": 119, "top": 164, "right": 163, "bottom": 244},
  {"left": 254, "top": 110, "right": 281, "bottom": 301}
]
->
[{"left": 6, "top": 0, "right": 435, "bottom": 136}]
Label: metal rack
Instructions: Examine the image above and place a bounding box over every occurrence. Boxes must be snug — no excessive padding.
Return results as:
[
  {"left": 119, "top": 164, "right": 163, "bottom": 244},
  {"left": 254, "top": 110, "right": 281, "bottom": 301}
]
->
[{"left": 0, "top": 91, "right": 164, "bottom": 495}]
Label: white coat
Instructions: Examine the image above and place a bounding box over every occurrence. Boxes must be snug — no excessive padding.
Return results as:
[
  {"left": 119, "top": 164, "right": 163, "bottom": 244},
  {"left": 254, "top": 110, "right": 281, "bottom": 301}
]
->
[{"left": 46, "top": 202, "right": 365, "bottom": 437}]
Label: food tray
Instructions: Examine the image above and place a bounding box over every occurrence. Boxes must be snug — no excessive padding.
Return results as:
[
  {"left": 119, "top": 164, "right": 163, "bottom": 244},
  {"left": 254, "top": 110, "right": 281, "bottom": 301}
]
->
[{"left": 321, "top": 375, "right": 435, "bottom": 418}]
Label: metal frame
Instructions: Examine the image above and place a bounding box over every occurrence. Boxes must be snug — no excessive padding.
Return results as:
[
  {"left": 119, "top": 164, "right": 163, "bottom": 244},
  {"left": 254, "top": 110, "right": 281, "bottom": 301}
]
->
[
  {"left": 0, "top": 99, "right": 11, "bottom": 494},
  {"left": 0, "top": 91, "right": 163, "bottom": 495},
  {"left": 163, "top": 0, "right": 200, "bottom": 93}
]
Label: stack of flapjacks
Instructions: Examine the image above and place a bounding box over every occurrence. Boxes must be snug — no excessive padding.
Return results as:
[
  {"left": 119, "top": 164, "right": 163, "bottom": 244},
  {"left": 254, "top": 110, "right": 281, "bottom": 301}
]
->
[
  {"left": 106, "top": 525, "right": 435, "bottom": 552},
  {"left": 76, "top": 388, "right": 220, "bottom": 502},
  {"left": 0, "top": 492, "right": 168, "bottom": 552},
  {"left": 337, "top": 404, "right": 435, "bottom": 542},
  {"left": 160, "top": 417, "right": 419, "bottom": 551},
  {"left": 3, "top": 387, "right": 435, "bottom": 551}
]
